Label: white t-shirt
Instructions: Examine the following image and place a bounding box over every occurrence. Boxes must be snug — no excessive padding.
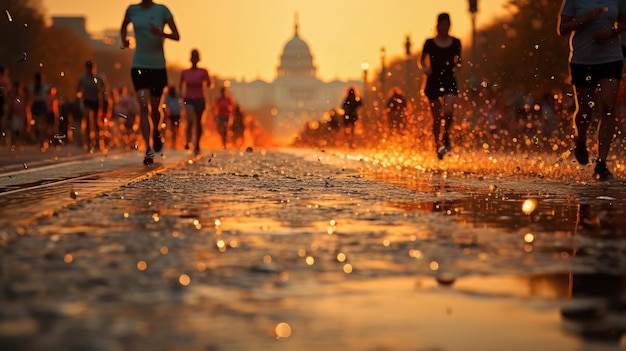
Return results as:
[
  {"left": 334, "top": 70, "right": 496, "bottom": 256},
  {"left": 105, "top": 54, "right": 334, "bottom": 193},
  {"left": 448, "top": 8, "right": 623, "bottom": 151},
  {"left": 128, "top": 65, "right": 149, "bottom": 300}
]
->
[{"left": 561, "top": 0, "right": 626, "bottom": 64}]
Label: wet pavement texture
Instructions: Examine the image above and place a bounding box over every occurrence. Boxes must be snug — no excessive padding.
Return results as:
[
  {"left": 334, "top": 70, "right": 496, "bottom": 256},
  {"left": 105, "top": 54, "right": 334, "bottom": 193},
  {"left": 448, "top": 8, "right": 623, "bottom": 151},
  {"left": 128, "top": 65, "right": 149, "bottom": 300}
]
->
[{"left": 1, "top": 147, "right": 626, "bottom": 351}]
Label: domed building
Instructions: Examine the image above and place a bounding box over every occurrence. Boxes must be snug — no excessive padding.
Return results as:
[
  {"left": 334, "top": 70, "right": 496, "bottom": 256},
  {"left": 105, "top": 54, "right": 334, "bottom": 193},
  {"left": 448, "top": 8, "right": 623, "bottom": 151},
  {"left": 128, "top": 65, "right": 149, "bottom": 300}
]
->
[
  {"left": 228, "top": 16, "right": 361, "bottom": 144},
  {"left": 276, "top": 21, "right": 316, "bottom": 78}
]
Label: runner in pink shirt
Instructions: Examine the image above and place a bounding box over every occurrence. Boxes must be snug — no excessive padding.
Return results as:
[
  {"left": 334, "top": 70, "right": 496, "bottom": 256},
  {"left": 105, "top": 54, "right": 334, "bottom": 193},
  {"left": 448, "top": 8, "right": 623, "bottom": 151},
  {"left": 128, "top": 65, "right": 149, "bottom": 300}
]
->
[
  {"left": 213, "top": 86, "right": 234, "bottom": 149},
  {"left": 180, "top": 49, "right": 212, "bottom": 154}
]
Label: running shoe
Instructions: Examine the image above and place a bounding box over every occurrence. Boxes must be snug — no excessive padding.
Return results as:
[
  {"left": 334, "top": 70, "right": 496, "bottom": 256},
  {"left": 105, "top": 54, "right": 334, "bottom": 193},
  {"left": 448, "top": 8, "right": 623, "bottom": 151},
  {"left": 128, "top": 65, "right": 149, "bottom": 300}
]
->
[
  {"left": 143, "top": 150, "right": 156, "bottom": 165},
  {"left": 437, "top": 146, "right": 447, "bottom": 160},
  {"left": 593, "top": 161, "right": 613, "bottom": 181}
]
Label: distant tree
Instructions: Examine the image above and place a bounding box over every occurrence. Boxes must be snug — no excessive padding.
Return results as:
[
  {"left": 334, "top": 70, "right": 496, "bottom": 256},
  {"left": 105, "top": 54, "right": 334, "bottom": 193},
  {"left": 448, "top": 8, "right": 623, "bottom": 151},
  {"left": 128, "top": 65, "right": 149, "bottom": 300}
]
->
[
  {"left": 0, "top": 0, "right": 94, "bottom": 98},
  {"left": 41, "top": 26, "right": 93, "bottom": 99},
  {"left": 0, "top": 0, "right": 48, "bottom": 82},
  {"left": 473, "top": 0, "right": 569, "bottom": 97}
]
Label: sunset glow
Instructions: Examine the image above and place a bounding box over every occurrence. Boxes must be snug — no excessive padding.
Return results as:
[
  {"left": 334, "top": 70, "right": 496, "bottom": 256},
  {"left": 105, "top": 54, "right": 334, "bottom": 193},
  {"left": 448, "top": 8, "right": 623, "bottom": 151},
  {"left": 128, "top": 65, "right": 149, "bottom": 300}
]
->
[{"left": 42, "top": 0, "right": 510, "bottom": 81}]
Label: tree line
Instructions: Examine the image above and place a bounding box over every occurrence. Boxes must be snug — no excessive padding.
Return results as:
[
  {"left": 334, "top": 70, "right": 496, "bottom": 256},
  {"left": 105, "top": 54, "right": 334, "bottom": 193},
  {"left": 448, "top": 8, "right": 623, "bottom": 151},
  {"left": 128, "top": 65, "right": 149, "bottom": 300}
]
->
[{"left": 1, "top": 0, "right": 570, "bottom": 114}]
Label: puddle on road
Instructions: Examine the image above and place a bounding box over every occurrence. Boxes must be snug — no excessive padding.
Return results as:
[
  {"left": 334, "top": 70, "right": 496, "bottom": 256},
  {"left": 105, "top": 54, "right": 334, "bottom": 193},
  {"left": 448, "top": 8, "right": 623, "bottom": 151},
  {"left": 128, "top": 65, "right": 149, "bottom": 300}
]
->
[
  {"left": 5, "top": 150, "right": 626, "bottom": 350},
  {"left": 388, "top": 192, "right": 626, "bottom": 238}
]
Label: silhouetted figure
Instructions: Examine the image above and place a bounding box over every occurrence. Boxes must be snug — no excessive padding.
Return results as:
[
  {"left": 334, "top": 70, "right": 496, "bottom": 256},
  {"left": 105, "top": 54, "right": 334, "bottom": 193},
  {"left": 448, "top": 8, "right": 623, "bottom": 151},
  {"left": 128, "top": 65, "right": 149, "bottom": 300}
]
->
[
  {"left": 213, "top": 86, "right": 234, "bottom": 149},
  {"left": 45, "top": 86, "right": 59, "bottom": 147},
  {"left": 558, "top": 1, "right": 626, "bottom": 180},
  {"left": 121, "top": 0, "right": 180, "bottom": 165},
  {"left": 9, "top": 82, "right": 27, "bottom": 149},
  {"left": 231, "top": 104, "right": 245, "bottom": 149},
  {"left": 76, "top": 60, "right": 107, "bottom": 151},
  {"left": 163, "top": 86, "right": 182, "bottom": 148},
  {"left": 180, "top": 49, "right": 211, "bottom": 154},
  {"left": 420, "top": 12, "right": 461, "bottom": 160},
  {"left": 29, "top": 72, "right": 51, "bottom": 149},
  {"left": 58, "top": 98, "right": 80, "bottom": 146},
  {"left": 385, "top": 87, "right": 408, "bottom": 132},
  {"left": 341, "top": 86, "right": 362, "bottom": 148},
  {"left": 113, "top": 86, "right": 139, "bottom": 150}
]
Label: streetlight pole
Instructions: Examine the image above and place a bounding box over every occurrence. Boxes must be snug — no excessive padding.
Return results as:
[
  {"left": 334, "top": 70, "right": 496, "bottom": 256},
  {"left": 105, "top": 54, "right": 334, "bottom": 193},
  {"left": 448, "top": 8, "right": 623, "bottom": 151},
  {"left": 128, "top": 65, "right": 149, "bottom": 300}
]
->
[
  {"left": 361, "top": 62, "right": 369, "bottom": 96},
  {"left": 379, "top": 47, "right": 386, "bottom": 96},
  {"left": 468, "top": 0, "right": 478, "bottom": 92},
  {"left": 361, "top": 62, "right": 370, "bottom": 134},
  {"left": 404, "top": 35, "right": 412, "bottom": 98}
]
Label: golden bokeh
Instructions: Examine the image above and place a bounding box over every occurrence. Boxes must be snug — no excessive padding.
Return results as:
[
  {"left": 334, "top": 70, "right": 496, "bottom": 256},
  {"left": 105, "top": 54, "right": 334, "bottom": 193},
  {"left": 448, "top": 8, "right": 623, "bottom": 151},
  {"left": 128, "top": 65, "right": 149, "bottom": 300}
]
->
[{"left": 275, "top": 322, "right": 292, "bottom": 339}]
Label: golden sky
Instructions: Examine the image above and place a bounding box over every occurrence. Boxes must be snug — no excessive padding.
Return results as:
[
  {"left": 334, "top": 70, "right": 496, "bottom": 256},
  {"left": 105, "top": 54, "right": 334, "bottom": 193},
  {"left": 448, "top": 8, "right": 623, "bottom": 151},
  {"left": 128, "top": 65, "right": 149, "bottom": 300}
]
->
[{"left": 42, "top": 0, "right": 511, "bottom": 81}]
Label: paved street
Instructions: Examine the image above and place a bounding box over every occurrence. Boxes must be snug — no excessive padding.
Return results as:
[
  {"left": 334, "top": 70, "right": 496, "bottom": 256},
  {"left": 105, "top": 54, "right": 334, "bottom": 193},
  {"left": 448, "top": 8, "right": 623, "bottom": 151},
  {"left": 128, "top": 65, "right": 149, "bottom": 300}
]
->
[{"left": 1, "top": 145, "right": 626, "bottom": 351}]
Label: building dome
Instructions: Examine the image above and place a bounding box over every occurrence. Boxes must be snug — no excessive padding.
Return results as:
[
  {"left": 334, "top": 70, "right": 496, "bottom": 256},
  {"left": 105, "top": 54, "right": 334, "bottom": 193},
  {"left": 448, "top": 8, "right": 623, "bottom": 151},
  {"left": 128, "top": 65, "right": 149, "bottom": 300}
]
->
[{"left": 277, "top": 17, "right": 316, "bottom": 78}]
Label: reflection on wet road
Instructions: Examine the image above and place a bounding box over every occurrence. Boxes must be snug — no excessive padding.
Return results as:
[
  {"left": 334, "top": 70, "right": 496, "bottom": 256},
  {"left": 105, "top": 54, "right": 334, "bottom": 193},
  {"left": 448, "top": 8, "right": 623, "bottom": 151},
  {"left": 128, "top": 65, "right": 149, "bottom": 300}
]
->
[{"left": 2, "top": 148, "right": 626, "bottom": 350}]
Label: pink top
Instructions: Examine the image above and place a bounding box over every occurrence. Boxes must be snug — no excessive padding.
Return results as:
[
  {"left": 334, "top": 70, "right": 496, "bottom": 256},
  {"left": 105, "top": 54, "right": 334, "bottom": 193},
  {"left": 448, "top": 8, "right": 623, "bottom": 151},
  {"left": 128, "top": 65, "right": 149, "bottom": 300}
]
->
[
  {"left": 214, "top": 95, "right": 234, "bottom": 116},
  {"left": 180, "top": 68, "right": 210, "bottom": 99}
]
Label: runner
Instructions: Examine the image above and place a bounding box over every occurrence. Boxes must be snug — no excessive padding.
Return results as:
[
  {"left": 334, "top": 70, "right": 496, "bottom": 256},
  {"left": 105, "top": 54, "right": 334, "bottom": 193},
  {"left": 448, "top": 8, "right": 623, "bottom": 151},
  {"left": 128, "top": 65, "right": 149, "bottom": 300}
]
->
[{"left": 120, "top": 0, "right": 180, "bottom": 164}]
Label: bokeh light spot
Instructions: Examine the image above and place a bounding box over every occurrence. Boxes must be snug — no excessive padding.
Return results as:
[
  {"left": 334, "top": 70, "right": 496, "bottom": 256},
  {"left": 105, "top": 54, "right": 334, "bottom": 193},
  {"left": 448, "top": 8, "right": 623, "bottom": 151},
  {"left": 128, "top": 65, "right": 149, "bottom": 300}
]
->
[
  {"left": 179, "top": 274, "right": 191, "bottom": 286},
  {"left": 137, "top": 260, "right": 147, "bottom": 271},
  {"left": 275, "top": 322, "right": 292, "bottom": 339}
]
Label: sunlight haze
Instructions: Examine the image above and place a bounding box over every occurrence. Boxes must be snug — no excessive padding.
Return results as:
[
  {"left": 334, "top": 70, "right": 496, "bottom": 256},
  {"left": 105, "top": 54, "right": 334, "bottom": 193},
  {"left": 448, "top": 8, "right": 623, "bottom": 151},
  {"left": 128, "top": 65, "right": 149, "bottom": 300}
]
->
[{"left": 43, "top": 0, "right": 511, "bottom": 81}]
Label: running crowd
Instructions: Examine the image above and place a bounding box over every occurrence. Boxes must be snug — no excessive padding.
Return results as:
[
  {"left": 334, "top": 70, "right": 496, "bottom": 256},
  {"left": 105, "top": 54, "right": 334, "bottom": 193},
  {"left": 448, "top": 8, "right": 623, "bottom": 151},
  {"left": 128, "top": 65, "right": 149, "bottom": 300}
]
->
[
  {"left": 1, "top": 0, "right": 626, "bottom": 179},
  {"left": 0, "top": 0, "right": 250, "bottom": 159},
  {"left": 307, "top": 2, "right": 626, "bottom": 181},
  {"left": 0, "top": 62, "right": 249, "bottom": 156}
]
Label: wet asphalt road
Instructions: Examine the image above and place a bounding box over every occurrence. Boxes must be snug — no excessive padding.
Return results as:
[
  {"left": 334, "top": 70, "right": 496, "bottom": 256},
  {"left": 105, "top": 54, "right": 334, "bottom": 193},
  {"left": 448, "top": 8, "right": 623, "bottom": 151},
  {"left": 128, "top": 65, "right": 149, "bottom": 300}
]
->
[{"left": 2, "top": 145, "right": 626, "bottom": 351}]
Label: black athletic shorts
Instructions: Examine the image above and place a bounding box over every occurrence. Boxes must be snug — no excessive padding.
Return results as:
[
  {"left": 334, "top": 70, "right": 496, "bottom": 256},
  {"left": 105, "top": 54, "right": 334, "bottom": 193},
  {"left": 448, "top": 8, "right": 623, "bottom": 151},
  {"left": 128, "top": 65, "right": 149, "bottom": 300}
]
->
[
  {"left": 570, "top": 60, "right": 623, "bottom": 87},
  {"left": 131, "top": 68, "right": 167, "bottom": 98}
]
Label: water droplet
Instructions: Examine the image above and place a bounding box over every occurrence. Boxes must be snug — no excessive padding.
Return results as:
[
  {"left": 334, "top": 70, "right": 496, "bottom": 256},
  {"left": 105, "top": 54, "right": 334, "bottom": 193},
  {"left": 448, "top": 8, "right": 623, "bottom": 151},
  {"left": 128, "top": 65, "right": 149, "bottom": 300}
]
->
[
  {"left": 16, "top": 52, "right": 27, "bottom": 62},
  {"left": 585, "top": 76, "right": 592, "bottom": 82},
  {"left": 5, "top": 10, "right": 12, "bottom": 22},
  {"left": 436, "top": 273, "right": 456, "bottom": 286},
  {"left": 596, "top": 196, "right": 617, "bottom": 201},
  {"left": 588, "top": 101, "right": 595, "bottom": 108}
]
